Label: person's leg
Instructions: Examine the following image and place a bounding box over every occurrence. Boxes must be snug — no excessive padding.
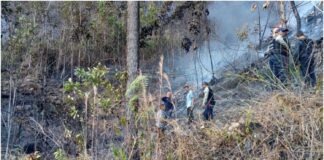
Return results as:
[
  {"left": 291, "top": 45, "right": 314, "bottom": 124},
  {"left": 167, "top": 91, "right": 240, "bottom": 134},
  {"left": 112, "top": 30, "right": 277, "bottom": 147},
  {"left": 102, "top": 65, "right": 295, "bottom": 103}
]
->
[
  {"left": 189, "top": 107, "right": 194, "bottom": 121},
  {"left": 277, "top": 55, "right": 288, "bottom": 84},
  {"left": 300, "top": 59, "right": 310, "bottom": 86},
  {"left": 269, "top": 56, "right": 285, "bottom": 83},
  {"left": 210, "top": 107, "right": 214, "bottom": 119},
  {"left": 203, "top": 107, "right": 208, "bottom": 120},
  {"left": 308, "top": 60, "right": 316, "bottom": 87},
  {"left": 187, "top": 108, "right": 190, "bottom": 118},
  {"left": 207, "top": 107, "right": 213, "bottom": 120}
]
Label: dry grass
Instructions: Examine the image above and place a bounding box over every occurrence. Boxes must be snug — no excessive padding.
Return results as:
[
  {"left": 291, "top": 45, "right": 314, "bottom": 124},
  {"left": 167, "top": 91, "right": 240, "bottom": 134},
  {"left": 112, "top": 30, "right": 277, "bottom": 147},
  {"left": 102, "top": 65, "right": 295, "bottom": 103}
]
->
[{"left": 155, "top": 91, "right": 323, "bottom": 159}]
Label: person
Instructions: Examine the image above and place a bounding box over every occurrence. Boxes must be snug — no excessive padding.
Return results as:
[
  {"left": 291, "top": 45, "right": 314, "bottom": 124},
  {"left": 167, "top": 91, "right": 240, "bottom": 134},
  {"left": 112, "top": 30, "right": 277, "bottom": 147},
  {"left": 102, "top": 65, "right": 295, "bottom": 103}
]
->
[
  {"left": 267, "top": 27, "right": 291, "bottom": 84},
  {"left": 161, "top": 92, "right": 174, "bottom": 118},
  {"left": 293, "top": 31, "right": 316, "bottom": 87},
  {"left": 184, "top": 84, "right": 194, "bottom": 123},
  {"left": 156, "top": 104, "right": 167, "bottom": 140},
  {"left": 201, "top": 82, "right": 215, "bottom": 121}
]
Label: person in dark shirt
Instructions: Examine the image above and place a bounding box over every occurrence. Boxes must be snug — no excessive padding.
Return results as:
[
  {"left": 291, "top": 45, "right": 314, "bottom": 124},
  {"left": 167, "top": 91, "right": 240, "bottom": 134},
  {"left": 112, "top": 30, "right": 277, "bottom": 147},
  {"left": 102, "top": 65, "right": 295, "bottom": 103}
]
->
[
  {"left": 161, "top": 92, "right": 174, "bottom": 118},
  {"left": 267, "top": 27, "right": 291, "bottom": 84},
  {"left": 293, "top": 31, "right": 316, "bottom": 87}
]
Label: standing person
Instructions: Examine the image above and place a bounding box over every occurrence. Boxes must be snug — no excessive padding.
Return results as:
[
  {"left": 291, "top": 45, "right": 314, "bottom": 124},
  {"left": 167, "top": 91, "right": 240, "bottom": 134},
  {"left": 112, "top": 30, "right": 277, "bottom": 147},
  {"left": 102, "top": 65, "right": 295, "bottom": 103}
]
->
[
  {"left": 201, "top": 82, "right": 215, "bottom": 121},
  {"left": 293, "top": 31, "right": 316, "bottom": 87},
  {"left": 161, "top": 92, "right": 174, "bottom": 118},
  {"left": 184, "top": 84, "right": 194, "bottom": 123},
  {"left": 268, "top": 27, "right": 291, "bottom": 84}
]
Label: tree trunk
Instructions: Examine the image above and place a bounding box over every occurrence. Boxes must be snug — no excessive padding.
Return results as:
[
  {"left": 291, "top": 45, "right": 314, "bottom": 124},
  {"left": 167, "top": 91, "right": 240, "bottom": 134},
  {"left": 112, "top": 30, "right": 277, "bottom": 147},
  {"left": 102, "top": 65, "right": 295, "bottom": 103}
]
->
[
  {"left": 290, "top": 1, "right": 301, "bottom": 33},
  {"left": 278, "top": 1, "right": 287, "bottom": 28},
  {"left": 126, "top": 1, "right": 139, "bottom": 159},
  {"left": 127, "top": 1, "right": 139, "bottom": 86}
]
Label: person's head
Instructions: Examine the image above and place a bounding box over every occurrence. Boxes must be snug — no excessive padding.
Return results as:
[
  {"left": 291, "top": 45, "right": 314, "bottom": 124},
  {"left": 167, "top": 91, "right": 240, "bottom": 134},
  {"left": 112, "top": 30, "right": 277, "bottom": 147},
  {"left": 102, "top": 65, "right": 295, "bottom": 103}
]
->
[
  {"left": 184, "top": 84, "right": 190, "bottom": 91},
  {"left": 166, "top": 91, "right": 172, "bottom": 98},
  {"left": 296, "top": 31, "right": 306, "bottom": 39},
  {"left": 202, "top": 82, "right": 208, "bottom": 88}
]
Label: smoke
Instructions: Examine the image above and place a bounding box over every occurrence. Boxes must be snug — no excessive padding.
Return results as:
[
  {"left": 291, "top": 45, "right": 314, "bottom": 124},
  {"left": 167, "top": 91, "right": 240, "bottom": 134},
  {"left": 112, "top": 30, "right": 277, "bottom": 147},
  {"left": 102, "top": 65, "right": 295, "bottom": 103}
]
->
[
  {"left": 164, "top": 1, "right": 322, "bottom": 90},
  {"left": 165, "top": 1, "right": 274, "bottom": 90}
]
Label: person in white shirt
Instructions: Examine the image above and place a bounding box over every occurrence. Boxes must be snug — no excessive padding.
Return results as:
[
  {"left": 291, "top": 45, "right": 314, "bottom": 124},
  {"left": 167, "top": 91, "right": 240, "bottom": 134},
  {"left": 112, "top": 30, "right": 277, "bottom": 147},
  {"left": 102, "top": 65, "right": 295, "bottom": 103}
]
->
[{"left": 184, "top": 84, "right": 194, "bottom": 123}]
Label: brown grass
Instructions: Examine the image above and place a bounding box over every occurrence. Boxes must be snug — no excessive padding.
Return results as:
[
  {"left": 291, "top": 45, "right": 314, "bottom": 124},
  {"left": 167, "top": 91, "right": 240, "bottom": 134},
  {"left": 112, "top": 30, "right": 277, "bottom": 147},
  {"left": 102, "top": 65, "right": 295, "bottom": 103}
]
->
[{"left": 156, "top": 91, "right": 323, "bottom": 159}]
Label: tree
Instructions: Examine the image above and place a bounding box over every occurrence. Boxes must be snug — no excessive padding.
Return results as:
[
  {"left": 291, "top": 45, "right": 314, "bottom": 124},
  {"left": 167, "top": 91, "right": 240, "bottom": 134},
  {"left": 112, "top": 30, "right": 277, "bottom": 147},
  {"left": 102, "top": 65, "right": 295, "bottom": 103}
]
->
[
  {"left": 126, "top": 1, "right": 139, "bottom": 159},
  {"left": 290, "top": 1, "right": 301, "bottom": 33},
  {"left": 277, "top": 1, "right": 287, "bottom": 28},
  {"left": 127, "top": 1, "right": 139, "bottom": 86}
]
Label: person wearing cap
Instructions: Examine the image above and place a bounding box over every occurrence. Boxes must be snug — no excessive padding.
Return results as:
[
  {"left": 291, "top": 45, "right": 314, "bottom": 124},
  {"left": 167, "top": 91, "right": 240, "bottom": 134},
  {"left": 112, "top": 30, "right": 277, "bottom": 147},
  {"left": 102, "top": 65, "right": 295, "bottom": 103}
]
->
[
  {"left": 293, "top": 31, "right": 316, "bottom": 87},
  {"left": 267, "top": 27, "right": 291, "bottom": 84},
  {"left": 184, "top": 84, "right": 194, "bottom": 123},
  {"left": 201, "top": 82, "right": 215, "bottom": 121}
]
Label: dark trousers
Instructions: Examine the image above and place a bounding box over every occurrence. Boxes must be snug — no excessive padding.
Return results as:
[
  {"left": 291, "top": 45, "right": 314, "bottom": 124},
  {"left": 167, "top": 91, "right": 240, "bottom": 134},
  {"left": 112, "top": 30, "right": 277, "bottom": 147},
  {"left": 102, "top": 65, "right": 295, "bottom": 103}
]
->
[
  {"left": 300, "top": 59, "right": 316, "bottom": 87},
  {"left": 203, "top": 105, "right": 213, "bottom": 121},
  {"left": 269, "top": 54, "right": 288, "bottom": 84},
  {"left": 187, "top": 107, "right": 194, "bottom": 122},
  {"left": 165, "top": 110, "right": 173, "bottom": 119}
]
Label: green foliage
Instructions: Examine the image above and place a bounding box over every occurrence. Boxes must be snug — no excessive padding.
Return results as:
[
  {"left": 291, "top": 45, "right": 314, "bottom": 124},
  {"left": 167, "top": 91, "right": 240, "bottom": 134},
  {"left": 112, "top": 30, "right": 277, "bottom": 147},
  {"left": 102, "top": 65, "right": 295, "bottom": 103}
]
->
[
  {"left": 125, "top": 75, "right": 148, "bottom": 97},
  {"left": 54, "top": 148, "right": 68, "bottom": 160},
  {"left": 140, "top": 2, "right": 159, "bottom": 26},
  {"left": 112, "top": 147, "right": 127, "bottom": 160},
  {"left": 64, "top": 64, "right": 126, "bottom": 117}
]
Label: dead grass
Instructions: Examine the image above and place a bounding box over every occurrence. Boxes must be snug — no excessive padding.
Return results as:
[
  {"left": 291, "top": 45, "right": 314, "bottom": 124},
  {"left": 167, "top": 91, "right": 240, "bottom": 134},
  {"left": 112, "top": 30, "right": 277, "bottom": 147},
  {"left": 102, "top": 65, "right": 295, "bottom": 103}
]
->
[{"left": 156, "top": 91, "right": 323, "bottom": 159}]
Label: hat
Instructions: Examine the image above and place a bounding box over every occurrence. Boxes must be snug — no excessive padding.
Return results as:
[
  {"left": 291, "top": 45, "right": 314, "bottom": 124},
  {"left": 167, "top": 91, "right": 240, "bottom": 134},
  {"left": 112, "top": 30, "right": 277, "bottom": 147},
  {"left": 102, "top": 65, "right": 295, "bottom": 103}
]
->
[
  {"left": 183, "top": 84, "right": 190, "bottom": 88},
  {"left": 279, "top": 28, "right": 289, "bottom": 32}
]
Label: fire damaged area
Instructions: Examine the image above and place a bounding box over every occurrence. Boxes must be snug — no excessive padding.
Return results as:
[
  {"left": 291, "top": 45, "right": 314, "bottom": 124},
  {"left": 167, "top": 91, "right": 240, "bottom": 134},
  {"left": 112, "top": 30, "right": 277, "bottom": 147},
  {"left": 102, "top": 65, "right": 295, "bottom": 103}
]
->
[{"left": 1, "top": 1, "right": 323, "bottom": 160}]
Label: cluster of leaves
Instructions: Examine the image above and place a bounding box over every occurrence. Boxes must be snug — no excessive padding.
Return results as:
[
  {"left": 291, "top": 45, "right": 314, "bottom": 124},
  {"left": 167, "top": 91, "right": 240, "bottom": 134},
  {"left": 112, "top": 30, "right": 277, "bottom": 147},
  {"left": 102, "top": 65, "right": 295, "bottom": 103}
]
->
[{"left": 64, "top": 63, "right": 127, "bottom": 119}]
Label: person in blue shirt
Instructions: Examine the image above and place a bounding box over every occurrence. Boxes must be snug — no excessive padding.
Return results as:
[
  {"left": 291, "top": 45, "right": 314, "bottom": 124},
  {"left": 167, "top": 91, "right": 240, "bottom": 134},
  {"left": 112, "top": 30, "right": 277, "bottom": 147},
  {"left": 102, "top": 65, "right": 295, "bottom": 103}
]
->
[{"left": 184, "top": 84, "right": 195, "bottom": 123}]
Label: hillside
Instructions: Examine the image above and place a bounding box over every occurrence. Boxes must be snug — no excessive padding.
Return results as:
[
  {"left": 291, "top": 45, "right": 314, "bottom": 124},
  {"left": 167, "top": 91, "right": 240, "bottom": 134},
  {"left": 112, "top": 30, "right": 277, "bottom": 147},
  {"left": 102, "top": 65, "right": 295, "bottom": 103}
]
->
[{"left": 1, "top": 1, "right": 323, "bottom": 159}]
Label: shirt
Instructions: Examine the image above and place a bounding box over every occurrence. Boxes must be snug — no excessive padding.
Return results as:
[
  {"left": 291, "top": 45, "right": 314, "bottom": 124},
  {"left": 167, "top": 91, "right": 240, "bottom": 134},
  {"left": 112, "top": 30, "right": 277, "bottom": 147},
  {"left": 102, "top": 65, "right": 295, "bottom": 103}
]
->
[
  {"left": 202, "top": 87, "right": 209, "bottom": 106},
  {"left": 186, "top": 90, "right": 194, "bottom": 108},
  {"left": 161, "top": 97, "right": 174, "bottom": 111}
]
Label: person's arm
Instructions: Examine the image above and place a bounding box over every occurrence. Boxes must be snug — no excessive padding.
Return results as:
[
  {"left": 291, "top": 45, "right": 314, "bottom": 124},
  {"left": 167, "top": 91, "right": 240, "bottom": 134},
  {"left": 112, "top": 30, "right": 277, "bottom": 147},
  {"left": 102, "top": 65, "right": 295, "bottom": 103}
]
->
[{"left": 202, "top": 88, "right": 208, "bottom": 106}]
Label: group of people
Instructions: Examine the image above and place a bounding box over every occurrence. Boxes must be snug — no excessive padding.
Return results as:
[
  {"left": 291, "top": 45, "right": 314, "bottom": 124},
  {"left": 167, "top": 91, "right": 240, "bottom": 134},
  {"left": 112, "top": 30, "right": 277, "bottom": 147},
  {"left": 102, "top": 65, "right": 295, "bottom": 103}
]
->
[
  {"left": 267, "top": 27, "right": 317, "bottom": 87},
  {"left": 155, "top": 27, "right": 320, "bottom": 134},
  {"left": 156, "top": 82, "right": 217, "bottom": 133}
]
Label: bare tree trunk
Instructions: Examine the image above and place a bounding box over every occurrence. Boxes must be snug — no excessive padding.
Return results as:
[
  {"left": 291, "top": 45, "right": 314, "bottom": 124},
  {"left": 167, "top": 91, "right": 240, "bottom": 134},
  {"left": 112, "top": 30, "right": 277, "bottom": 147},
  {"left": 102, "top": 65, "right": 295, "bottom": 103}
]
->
[
  {"left": 290, "top": 1, "right": 301, "bottom": 33},
  {"left": 127, "top": 2, "right": 139, "bottom": 86},
  {"left": 126, "top": 1, "right": 139, "bottom": 159},
  {"left": 278, "top": 1, "right": 287, "bottom": 28}
]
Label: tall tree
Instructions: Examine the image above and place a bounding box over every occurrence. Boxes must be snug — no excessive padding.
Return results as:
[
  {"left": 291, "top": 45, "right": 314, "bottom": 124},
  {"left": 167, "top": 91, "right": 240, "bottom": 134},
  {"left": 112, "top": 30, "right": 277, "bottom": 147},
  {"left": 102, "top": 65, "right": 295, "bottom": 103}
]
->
[
  {"left": 290, "top": 1, "right": 301, "bottom": 33},
  {"left": 127, "top": 1, "right": 139, "bottom": 86},
  {"left": 126, "top": 1, "right": 139, "bottom": 159}
]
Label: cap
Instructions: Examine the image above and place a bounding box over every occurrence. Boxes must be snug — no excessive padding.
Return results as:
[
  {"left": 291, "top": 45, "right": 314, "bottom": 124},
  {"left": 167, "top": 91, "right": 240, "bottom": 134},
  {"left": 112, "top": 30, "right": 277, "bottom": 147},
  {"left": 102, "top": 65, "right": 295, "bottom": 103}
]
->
[{"left": 279, "top": 28, "right": 289, "bottom": 32}]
